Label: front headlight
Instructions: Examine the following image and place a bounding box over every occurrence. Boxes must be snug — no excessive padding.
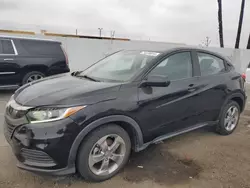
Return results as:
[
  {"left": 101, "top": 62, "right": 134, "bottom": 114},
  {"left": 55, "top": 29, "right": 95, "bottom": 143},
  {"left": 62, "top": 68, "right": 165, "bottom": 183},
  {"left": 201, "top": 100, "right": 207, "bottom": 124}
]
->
[{"left": 26, "top": 106, "right": 85, "bottom": 123}]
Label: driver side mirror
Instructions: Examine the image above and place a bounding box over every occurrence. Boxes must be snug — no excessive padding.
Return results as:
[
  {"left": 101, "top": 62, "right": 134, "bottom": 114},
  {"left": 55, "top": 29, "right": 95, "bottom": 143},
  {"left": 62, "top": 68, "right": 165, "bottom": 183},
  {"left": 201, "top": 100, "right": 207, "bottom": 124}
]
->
[{"left": 139, "top": 75, "right": 170, "bottom": 88}]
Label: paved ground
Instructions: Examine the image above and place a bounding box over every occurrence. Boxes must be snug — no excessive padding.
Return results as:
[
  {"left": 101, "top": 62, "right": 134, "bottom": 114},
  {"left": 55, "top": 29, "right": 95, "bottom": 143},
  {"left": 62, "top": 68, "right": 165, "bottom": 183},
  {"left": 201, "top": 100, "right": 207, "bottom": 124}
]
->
[{"left": 1, "top": 88, "right": 250, "bottom": 188}]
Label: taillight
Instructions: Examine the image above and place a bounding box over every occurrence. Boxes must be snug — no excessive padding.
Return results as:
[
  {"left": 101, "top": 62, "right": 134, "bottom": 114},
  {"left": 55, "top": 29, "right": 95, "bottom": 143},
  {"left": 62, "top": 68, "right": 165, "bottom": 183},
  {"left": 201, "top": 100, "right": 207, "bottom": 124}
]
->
[
  {"left": 242, "top": 73, "right": 246, "bottom": 80},
  {"left": 61, "top": 45, "right": 69, "bottom": 65}
]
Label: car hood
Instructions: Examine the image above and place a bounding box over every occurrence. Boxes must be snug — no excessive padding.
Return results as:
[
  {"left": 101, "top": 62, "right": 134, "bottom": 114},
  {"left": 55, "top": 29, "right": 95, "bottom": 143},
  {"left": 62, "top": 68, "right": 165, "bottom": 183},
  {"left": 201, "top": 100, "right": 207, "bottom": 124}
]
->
[{"left": 15, "top": 74, "right": 121, "bottom": 107}]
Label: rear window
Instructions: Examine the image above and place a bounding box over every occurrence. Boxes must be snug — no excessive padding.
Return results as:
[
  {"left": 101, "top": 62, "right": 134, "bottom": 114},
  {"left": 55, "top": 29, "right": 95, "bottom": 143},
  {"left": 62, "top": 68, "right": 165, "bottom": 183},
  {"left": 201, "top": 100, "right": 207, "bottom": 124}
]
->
[
  {"left": 20, "top": 40, "right": 63, "bottom": 56},
  {"left": 198, "top": 52, "right": 225, "bottom": 76},
  {"left": 0, "top": 39, "right": 15, "bottom": 55}
]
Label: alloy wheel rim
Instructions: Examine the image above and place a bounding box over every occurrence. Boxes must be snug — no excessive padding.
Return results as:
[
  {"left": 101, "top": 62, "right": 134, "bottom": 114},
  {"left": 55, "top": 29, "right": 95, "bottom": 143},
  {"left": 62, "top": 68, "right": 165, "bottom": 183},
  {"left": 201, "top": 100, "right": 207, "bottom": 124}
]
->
[
  {"left": 26, "top": 74, "right": 43, "bottom": 83},
  {"left": 88, "top": 134, "right": 126, "bottom": 176},
  {"left": 224, "top": 106, "right": 239, "bottom": 131}
]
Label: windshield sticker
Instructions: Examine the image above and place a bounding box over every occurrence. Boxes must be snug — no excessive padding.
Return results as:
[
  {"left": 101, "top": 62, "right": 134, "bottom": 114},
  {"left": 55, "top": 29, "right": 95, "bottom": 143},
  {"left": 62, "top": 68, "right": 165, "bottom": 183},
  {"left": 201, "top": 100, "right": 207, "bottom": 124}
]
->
[{"left": 140, "top": 51, "right": 160, "bottom": 56}]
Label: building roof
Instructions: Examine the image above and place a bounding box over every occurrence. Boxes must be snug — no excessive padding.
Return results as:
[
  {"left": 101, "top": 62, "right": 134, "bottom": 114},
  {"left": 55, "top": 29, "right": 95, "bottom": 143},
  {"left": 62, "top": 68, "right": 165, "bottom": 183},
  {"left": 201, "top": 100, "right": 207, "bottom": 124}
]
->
[{"left": 0, "top": 35, "right": 59, "bottom": 43}]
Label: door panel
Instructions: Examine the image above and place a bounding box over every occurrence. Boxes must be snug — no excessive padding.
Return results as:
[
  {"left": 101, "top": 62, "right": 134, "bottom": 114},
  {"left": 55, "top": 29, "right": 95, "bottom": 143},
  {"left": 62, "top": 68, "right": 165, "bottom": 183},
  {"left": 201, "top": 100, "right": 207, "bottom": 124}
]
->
[
  {"left": 191, "top": 74, "right": 228, "bottom": 123},
  {"left": 190, "top": 51, "right": 229, "bottom": 123},
  {"left": 0, "top": 56, "right": 20, "bottom": 85},
  {"left": 0, "top": 39, "right": 20, "bottom": 86},
  {"left": 136, "top": 51, "right": 202, "bottom": 141},
  {"left": 137, "top": 77, "right": 201, "bottom": 140}
]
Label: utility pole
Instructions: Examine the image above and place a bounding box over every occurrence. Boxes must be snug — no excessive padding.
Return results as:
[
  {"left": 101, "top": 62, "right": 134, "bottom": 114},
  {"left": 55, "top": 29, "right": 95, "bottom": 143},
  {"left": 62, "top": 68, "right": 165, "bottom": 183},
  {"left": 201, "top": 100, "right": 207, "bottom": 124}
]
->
[
  {"left": 110, "top": 30, "right": 115, "bottom": 44},
  {"left": 247, "top": 33, "right": 250, "bottom": 49},
  {"left": 235, "top": 0, "right": 245, "bottom": 49},
  {"left": 201, "top": 36, "right": 212, "bottom": 47},
  {"left": 217, "top": 0, "right": 224, "bottom": 48},
  {"left": 98, "top": 28, "right": 103, "bottom": 37},
  {"left": 110, "top": 30, "right": 115, "bottom": 38},
  {"left": 76, "top": 29, "right": 78, "bottom": 36}
]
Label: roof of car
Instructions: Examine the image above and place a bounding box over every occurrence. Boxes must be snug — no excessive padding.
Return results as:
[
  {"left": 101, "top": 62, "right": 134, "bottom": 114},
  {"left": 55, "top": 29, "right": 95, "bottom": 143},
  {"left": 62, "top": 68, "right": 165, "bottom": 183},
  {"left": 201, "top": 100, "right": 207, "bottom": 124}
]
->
[
  {"left": 128, "top": 47, "right": 228, "bottom": 60},
  {"left": 0, "top": 35, "right": 60, "bottom": 43},
  {"left": 149, "top": 47, "right": 221, "bottom": 53},
  {"left": 167, "top": 47, "right": 228, "bottom": 60}
]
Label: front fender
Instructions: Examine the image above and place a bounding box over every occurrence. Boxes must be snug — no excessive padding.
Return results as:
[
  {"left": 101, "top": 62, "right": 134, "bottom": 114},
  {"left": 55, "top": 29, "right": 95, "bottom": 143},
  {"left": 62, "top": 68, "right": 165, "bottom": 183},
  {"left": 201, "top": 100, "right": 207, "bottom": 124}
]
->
[{"left": 67, "top": 115, "right": 144, "bottom": 166}]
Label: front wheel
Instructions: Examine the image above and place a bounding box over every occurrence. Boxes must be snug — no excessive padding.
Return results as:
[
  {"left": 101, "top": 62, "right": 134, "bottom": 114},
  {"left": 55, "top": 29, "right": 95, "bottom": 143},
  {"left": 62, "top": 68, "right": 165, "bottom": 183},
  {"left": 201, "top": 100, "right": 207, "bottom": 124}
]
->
[
  {"left": 77, "top": 125, "right": 131, "bottom": 182},
  {"left": 216, "top": 101, "right": 240, "bottom": 135}
]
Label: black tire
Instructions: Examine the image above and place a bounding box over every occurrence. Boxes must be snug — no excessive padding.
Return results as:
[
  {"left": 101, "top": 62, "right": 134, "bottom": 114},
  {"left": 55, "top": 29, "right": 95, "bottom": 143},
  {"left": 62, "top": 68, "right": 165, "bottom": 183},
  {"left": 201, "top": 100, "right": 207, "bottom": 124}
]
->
[
  {"left": 76, "top": 124, "right": 131, "bottom": 182},
  {"left": 22, "top": 71, "right": 45, "bottom": 85},
  {"left": 216, "top": 101, "right": 240, "bottom": 135}
]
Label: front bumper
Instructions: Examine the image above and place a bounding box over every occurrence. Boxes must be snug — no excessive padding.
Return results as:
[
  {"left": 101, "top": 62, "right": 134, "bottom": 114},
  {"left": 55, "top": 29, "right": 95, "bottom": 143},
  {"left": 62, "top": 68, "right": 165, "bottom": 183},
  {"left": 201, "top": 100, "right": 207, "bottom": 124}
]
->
[
  {"left": 4, "top": 114, "right": 80, "bottom": 176},
  {"left": 17, "top": 162, "right": 75, "bottom": 176}
]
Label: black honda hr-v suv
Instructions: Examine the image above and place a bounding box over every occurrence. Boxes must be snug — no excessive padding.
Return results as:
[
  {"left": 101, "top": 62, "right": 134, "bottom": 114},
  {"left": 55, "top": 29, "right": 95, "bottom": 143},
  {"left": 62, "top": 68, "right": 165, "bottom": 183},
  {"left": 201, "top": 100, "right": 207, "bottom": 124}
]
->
[{"left": 4, "top": 48, "right": 246, "bottom": 182}]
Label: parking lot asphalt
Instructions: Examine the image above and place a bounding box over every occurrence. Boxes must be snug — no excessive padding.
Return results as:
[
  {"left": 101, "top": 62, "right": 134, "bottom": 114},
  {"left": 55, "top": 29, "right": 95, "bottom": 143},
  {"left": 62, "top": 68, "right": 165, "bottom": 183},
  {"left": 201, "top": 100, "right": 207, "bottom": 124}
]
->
[{"left": 1, "top": 88, "right": 250, "bottom": 188}]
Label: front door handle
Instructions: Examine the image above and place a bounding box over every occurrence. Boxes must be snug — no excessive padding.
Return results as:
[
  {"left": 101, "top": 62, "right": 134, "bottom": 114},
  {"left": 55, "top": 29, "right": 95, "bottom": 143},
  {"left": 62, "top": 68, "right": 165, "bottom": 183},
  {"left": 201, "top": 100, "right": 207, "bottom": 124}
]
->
[
  {"left": 4, "top": 58, "right": 14, "bottom": 61},
  {"left": 188, "top": 84, "right": 194, "bottom": 87}
]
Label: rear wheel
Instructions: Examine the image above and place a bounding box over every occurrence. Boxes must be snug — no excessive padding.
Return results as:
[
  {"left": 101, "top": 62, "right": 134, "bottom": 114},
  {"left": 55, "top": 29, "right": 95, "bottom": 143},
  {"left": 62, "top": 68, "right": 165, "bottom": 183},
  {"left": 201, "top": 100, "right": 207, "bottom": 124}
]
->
[
  {"left": 22, "top": 71, "right": 45, "bottom": 85},
  {"left": 77, "top": 124, "right": 131, "bottom": 182},
  {"left": 216, "top": 101, "right": 240, "bottom": 135}
]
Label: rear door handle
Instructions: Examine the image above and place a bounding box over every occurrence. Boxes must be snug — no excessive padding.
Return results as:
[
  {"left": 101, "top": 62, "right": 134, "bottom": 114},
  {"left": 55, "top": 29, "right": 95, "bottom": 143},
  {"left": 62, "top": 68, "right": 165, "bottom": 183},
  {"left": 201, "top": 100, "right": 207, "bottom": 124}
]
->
[
  {"left": 188, "top": 84, "right": 196, "bottom": 92},
  {"left": 4, "top": 58, "right": 14, "bottom": 61}
]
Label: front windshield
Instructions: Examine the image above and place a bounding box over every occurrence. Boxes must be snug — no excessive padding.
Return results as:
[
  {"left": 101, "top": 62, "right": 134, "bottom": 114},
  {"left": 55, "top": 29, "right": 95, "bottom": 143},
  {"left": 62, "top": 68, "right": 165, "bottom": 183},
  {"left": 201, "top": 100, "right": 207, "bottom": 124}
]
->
[{"left": 79, "top": 50, "right": 161, "bottom": 82}]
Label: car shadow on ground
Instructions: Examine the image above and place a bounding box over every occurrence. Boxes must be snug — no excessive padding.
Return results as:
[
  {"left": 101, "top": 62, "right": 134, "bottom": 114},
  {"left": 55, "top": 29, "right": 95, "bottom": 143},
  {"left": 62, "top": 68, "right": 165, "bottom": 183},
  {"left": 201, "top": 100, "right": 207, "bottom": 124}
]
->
[
  {"left": 49, "top": 127, "right": 219, "bottom": 186},
  {"left": 121, "top": 144, "right": 202, "bottom": 185}
]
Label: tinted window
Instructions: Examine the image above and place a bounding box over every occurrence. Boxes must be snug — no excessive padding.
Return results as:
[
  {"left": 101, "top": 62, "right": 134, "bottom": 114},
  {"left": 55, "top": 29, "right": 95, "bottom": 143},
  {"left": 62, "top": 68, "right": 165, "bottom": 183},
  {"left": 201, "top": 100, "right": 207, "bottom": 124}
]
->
[
  {"left": 80, "top": 50, "right": 160, "bottom": 82},
  {"left": 198, "top": 52, "right": 225, "bottom": 76},
  {"left": 149, "top": 52, "right": 192, "bottom": 81},
  {"left": 102, "top": 53, "right": 136, "bottom": 71},
  {"left": 20, "top": 40, "right": 63, "bottom": 56},
  {"left": 0, "top": 40, "right": 15, "bottom": 54}
]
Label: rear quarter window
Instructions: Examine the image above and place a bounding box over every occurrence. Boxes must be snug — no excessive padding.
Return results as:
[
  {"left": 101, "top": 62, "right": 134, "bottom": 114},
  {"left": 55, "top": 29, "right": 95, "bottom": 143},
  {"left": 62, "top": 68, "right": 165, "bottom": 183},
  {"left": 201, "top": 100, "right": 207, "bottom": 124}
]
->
[
  {"left": 20, "top": 40, "right": 63, "bottom": 56},
  {"left": 0, "top": 39, "right": 15, "bottom": 54},
  {"left": 197, "top": 52, "right": 226, "bottom": 76}
]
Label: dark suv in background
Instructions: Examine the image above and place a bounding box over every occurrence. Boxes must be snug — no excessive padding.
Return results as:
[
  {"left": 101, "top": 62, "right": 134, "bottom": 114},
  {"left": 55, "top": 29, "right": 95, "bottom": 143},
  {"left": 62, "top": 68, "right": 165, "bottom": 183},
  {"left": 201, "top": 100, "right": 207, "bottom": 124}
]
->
[{"left": 0, "top": 36, "right": 70, "bottom": 89}]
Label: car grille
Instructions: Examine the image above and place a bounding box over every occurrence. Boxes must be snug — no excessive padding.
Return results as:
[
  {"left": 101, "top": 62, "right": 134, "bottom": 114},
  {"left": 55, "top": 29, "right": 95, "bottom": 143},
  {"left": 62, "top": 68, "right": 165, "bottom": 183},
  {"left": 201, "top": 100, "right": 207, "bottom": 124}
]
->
[{"left": 21, "top": 148, "right": 56, "bottom": 167}]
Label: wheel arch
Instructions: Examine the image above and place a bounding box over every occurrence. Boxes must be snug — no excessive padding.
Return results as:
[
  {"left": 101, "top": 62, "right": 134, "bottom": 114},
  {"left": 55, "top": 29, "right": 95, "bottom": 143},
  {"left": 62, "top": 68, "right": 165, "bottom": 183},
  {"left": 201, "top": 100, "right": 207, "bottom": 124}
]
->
[
  {"left": 218, "top": 92, "right": 246, "bottom": 120},
  {"left": 68, "top": 115, "right": 144, "bottom": 165},
  {"left": 230, "top": 95, "right": 244, "bottom": 112},
  {"left": 227, "top": 92, "right": 245, "bottom": 112},
  {"left": 22, "top": 65, "right": 49, "bottom": 76}
]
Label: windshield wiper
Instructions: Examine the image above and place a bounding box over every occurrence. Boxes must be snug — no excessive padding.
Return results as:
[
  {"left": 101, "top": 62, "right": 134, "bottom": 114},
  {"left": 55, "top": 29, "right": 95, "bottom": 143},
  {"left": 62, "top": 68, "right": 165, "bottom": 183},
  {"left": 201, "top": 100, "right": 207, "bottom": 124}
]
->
[
  {"left": 81, "top": 75, "right": 100, "bottom": 82},
  {"left": 71, "top": 71, "right": 81, "bottom": 76}
]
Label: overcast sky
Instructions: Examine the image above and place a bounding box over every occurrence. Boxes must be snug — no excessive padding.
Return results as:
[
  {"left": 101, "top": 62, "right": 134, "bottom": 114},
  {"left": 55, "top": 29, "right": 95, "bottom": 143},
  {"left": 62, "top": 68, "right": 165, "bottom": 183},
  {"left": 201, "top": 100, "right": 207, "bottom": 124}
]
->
[{"left": 0, "top": 0, "right": 250, "bottom": 48}]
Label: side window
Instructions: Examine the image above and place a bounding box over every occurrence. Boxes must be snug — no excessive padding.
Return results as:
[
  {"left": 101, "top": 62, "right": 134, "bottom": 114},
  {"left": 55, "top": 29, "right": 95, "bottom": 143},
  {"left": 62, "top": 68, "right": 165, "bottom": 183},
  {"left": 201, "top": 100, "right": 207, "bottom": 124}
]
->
[
  {"left": 198, "top": 52, "right": 225, "bottom": 76},
  {"left": 20, "top": 40, "right": 63, "bottom": 56},
  {"left": 0, "top": 40, "right": 15, "bottom": 55},
  {"left": 149, "top": 52, "right": 192, "bottom": 81}
]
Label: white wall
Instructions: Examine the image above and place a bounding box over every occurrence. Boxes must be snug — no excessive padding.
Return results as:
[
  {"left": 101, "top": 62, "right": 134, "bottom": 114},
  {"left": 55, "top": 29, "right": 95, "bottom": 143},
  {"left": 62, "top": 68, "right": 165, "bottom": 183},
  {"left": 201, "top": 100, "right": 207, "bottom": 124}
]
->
[
  {"left": 54, "top": 37, "right": 186, "bottom": 71},
  {"left": 1, "top": 33, "right": 250, "bottom": 73},
  {"left": 44, "top": 35, "right": 250, "bottom": 73}
]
